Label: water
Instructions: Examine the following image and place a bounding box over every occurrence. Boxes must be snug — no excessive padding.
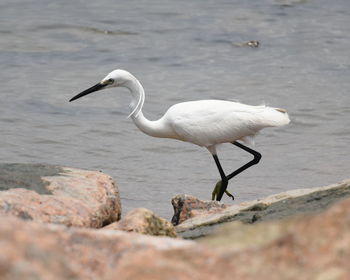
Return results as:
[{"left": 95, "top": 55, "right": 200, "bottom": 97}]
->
[{"left": 1, "top": 0, "right": 349, "bottom": 219}]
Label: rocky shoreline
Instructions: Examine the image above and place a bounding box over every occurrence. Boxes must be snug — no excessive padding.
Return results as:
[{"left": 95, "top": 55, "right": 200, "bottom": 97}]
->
[
  {"left": 0, "top": 163, "right": 349, "bottom": 279},
  {"left": 173, "top": 179, "right": 350, "bottom": 239}
]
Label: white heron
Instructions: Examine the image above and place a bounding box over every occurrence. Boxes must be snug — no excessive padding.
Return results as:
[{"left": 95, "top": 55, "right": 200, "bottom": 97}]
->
[{"left": 70, "top": 69, "right": 290, "bottom": 201}]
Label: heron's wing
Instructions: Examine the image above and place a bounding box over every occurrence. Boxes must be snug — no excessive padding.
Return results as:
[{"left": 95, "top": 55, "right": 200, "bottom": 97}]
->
[{"left": 165, "top": 100, "right": 264, "bottom": 147}]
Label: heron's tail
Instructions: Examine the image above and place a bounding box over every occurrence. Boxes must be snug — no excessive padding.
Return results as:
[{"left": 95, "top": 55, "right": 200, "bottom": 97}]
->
[{"left": 260, "top": 107, "right": 290, "bottom": 127}]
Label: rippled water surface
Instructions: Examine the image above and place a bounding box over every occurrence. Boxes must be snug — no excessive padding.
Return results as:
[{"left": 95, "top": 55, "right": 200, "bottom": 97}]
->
[{"left": 1, "top": 0, "right": 349, "bottom": 218}]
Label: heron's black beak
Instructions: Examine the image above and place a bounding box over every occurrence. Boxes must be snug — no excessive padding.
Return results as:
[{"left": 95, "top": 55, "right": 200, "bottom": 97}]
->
[{"left": 69, "top": 82, "right": 108, "bottom": 102}]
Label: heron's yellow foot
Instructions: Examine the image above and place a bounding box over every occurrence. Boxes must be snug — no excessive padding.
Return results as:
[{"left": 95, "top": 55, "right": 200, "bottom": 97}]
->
[{"left": 211, "top": 180, "right": 235, "bottom": 201}]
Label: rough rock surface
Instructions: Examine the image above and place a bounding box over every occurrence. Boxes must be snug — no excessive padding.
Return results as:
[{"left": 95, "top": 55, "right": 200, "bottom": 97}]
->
[
  {"left": 176, "top": 179, "right": 350, "bottom": 239},
  {"left": 0, "top": 163, "right": 121, "bottom": 227},
  {"left": 0, "top": 216, "right": 193, "bottom": 280},
  {"left": 1, "top": 179, "right": 350, "bottom": 280},
  {"left": 103, "top": 208, "right": 177, "bottom": 237},
  {"left": 107, "top": 197, "right": 350, "bottom": 280},
  {"left": 171, "top": 194, "right": 229, "bottom": 226}
]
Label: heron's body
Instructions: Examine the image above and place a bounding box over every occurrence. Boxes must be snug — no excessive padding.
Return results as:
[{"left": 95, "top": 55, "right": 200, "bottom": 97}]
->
[
  {"left": 70, "top": 69, "right": 290, "bottom": 201},
  {"left": 148, "top": 100, "right": 289, "bottom": 148}
]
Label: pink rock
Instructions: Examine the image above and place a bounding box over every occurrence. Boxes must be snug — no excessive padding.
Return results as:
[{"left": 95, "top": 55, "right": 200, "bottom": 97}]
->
[
  {"left": 104, "top": 208, "right": 176, "bottom": 237},
  {"left": 0, "top": 164, "right": 121, "bottom": 228},
  {"left": 0, "top": 216, "right": 193, "bottom": 280},
  {"left": 1, "top": 196, "right": 350, "bottom": 279},
  {"left": 109, "top": 197, "right": 350, "bottom": 280},
  {"left": 171, "top": 194, "right": 229, "bottom": 225}
]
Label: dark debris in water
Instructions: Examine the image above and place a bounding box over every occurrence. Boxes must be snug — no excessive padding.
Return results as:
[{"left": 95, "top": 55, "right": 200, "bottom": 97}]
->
[{"left": 231, "top": 40, "right": 260, "bottom": 48}]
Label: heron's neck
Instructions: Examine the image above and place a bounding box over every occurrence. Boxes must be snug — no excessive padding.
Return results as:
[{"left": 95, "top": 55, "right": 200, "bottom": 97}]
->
[
  {"left": 132, "top": 111, "right": 168, "bottom": 138},
  {"left": 125, "top": 78, "right": 145, "bottom": 119},
  {"left": 125, "top": 77, "right": 170, "bottom": 138}
]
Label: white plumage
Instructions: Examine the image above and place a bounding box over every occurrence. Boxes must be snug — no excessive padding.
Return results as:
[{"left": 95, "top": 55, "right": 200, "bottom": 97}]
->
[
  {"left": 70, "top": 69, "right": 290, "bottom": 201},
  {"left": 161, "top": 100, "right": 289, "bottom": 148}
]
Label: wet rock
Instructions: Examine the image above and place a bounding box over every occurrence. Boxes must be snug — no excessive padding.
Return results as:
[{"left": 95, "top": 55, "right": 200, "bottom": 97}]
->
[
  {"left": 171, "top": 194, "right": 229, "bottom": 226},
  {"left": 176, "top": 179, "right": 350, "bottom": 239},
  {"left": 0, "top": 163, "right": 62, "bottom": 194},
  {"left": 0, "top": 163, "right": 121, "bottom": 227},
  {"left": 103, "top": 208, "right": 177, "bottom": 237},
  {"left": 0, "top": 216, "right": 193, "bottom": 280}
]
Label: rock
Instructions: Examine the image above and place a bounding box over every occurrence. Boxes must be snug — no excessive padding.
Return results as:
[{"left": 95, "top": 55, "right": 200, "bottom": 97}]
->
[
  {"left": 0, "top": 216, "right": 193, "bottom": 280},
  {"left": 103, "top": 208, "right": 177, "bottom": 237},
  {"left": 108, "top": 197, "right": 350, "bottom": 280},
  {"left": 198, "top": 197, "right": 350, "bottom": 279},
  {"left": 0, "top": 163, "right": 121, "bottom": 228},
  {"left": 176, "top": 179, "right": 350, "bottom": 239},
  {"left": 2, "top": 183, "right": 350, "bottom": 280},
  {"left": 171, "top": 194, "right": 229, "bottom": 226}
]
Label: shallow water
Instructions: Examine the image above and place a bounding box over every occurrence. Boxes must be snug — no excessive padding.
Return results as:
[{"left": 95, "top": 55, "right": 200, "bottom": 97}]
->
[{"left": 1, "top": 0, "right": 349, "bottom": 218}]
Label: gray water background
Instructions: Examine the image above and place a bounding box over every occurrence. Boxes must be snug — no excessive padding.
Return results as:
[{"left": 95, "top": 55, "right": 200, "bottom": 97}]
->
[{"left": 1, "top": 0, "right": 349, "bottom": 219}]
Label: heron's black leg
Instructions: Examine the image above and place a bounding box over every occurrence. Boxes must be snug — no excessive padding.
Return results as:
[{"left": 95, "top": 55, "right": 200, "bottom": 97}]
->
[
  {"left": 212, "top": 154, "right": 228, "bottom": 201},
  {"left": 215, "top": 141, "right": 262, "bottom": 201},
  {"left": 226, "top": 141, "right": 262, "bottom": 180}
]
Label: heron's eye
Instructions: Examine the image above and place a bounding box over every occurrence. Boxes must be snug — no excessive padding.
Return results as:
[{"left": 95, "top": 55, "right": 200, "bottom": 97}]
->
[{"left": 108, "top": 78, "right": 114, "bottom": 84}]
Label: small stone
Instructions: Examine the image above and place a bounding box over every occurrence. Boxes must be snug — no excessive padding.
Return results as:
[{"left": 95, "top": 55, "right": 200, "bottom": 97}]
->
[
  {"left": 103, "top": 208, "right": 177, "bottom": 238},
  {"left": 171, "top": 194, "right": 229, "bottom": 226}
]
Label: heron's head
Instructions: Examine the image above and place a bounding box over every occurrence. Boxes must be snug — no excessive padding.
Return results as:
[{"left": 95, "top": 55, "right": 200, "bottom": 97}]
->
[{"left": 69, "top": 69, "right": 136, "bottom": 102}]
